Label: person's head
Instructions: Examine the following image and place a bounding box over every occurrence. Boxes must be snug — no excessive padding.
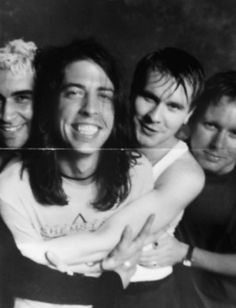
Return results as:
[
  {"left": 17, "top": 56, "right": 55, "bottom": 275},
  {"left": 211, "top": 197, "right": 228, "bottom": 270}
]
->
[
  {"left": 190, "top": 71, "right": 236, "bottom": 175},
  {"left": 130, "top": 47, "right": 204, "bottom": 149},
  {"left": 33, "top": 38, "right": 128, "bottom": 156},
  {"left": 29, "top": 38, "right": 135, "bottom": 211},
  {"left": 0, "top": 39, "right": 36, "bottom": 148}
]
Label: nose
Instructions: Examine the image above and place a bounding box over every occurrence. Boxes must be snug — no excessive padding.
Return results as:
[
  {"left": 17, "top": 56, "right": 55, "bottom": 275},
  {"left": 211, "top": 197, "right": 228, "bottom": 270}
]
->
[
  {"left": 79, "top": 93, "right": 99, "bottom": 116},
  {"left": 149, "top": 103, "right": 163, "bottom": 123},
  {"left": 0, "top": 100, "right": 15, "bottom": 123},
  {"left": 210, "top": 131, "right": 227, "bottom": 150}
]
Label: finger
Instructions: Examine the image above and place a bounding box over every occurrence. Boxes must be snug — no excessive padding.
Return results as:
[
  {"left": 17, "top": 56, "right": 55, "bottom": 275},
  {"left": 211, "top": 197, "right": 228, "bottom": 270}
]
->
[
  {"left": 139, "top": 253, "right": 161, "bottom": 263},
  {"left": 115, "top": 225, "right": 133, "bottom": 252},
  {"left": 45, "top": 251, "right": 60, "bottom": 267},
  {"left": 139, "top": 260, "right": 160, "bottom": 267},
  {"left": 134, "top": 214, "right": 155, "bottom": 243},
  {"left": 102, "top": 255, "right": 120, "bottom": 270},
  {"left": 140, "top": 249, "right": 160, "bottom": 259},
  {"left": 70, "top": 263, "right": 101, "bottom": 275},
  {"left": 158, "top": 231, "right": 171, "bottom": 240},
  {"left": 45, "top": 251, "right": 73, "bottom": 275}
]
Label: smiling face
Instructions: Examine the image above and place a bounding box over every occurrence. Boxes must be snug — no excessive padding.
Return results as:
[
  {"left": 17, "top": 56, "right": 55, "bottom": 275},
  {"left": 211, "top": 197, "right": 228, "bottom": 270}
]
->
[
  {"left": 190, "top": 97, "right": 236, "bottom": 175},
  {"left": 0, "top": 69, "right": 34, "bottom": 148},
  {"left": 134, "top": 71, "right": 193, "bottom": 150},
  {"left": 55, "top": 60, "right": 115, "bottom": 158}
]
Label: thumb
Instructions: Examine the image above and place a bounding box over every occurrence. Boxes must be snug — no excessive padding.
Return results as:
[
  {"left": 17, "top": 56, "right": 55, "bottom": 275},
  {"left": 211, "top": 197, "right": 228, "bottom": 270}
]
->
[{"left": 45, "top": 251, "right": 73, "bottom": 276}]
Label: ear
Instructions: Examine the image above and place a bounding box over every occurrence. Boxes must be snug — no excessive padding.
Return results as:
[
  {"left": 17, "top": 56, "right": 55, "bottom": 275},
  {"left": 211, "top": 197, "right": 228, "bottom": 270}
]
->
[{"left": 184, "top": 107, "right": 195, "bottom": 124}]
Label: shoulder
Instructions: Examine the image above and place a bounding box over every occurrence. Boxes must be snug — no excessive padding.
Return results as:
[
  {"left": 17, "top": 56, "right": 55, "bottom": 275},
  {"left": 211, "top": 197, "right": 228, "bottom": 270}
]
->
[
  {"left": 156, "top": 151, "right": 205, "bottom": 196},
  {"left": 130, "top": 153, "right": 153, "bottom": 185},
  {"left": 0, "top": 159, "right": 28, "bottom": 200},
  {"left": 126, "top": 154, "right": 154, "bottom": 202}
]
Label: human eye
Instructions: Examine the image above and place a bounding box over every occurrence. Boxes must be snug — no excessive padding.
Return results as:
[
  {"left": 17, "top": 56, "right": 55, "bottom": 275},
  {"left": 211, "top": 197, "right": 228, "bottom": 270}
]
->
[
  {"left": 139, "top": 91, "right": 156, "bottom": 104},
  {"left": 229, "top": 130, "right": 236, "bottom": 139},
  {"left": 167, "top": 102, "right": 183, "bottom": 111},
  {"left": 144, "top": 96, "right": 155, "bottom": 104},
  {"left": 99, "top": 91, "right": 114, "bottom": 103},
  {"left": 14, "top": 93, "right": 32, "bottom": 104},
  {"left": 64, "top": 87, "right": 84, "bottom": 99},
  {"left": 203, "top": 122, "right": 217, "bottom": 130}
]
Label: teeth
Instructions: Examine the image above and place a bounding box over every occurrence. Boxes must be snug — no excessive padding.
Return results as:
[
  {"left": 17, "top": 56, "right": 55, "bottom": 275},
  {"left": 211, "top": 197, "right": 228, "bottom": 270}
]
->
[
  {"left": 75, "top": 124, "right": 98, "bottom": 135},
  {"left": 1, "top": 125, "right": 23, "bottom": 132}
]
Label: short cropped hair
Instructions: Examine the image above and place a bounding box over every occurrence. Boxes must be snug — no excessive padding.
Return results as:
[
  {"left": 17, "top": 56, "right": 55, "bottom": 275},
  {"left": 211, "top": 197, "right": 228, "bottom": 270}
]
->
[
  {"left": 0, "top": 39, "right": 37, "bottom": 75},
  {"left": 130, "top": 47, "right": 204, "bottom": 110},
  {"left": 190, "top": 71, "right": 236, "bottom": 126}
]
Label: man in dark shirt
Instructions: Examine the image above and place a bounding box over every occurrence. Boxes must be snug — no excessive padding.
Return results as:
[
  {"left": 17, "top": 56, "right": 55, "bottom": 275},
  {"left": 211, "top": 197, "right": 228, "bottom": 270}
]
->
[{"left": 142, "top": 71, "right": 236, "bottom": 307}]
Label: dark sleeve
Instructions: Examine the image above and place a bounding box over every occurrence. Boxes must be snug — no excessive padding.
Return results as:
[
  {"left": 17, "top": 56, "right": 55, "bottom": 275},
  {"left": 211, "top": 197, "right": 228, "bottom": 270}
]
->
[{"left": 0, "top": 218, "right": 123, "bottom": 306}]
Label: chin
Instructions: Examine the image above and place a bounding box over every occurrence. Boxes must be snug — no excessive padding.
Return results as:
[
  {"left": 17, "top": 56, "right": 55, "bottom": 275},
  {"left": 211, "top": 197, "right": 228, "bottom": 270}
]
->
[{"left": 73, "top": 146, "right": 99, "bottom": 156}]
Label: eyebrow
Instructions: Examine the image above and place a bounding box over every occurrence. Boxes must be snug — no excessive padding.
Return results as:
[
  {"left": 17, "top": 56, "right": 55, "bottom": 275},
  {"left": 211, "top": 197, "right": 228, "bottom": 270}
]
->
[
  {"left": 12, "top": 90, "right": 33, "bottom": 96},
  {"left": 140, "top": 90, "right": 160, "bottom": 104},
  {"left": 140, "top": 89, "right": 187, "bottom": 108},
  {"left": 0, "top": 90, "right": 33, "bottom": 102},
  {"left": 98, "top": 87, "right": 114, "bottom": 93},
  {"left": 61, "top": 83, "right": 114, "bottom": 93}
]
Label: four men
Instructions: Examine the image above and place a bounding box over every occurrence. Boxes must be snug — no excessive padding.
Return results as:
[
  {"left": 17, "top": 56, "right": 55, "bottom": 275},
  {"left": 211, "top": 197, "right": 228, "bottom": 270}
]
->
[{"left": 0, "top": 36, "right": 235, "bottom": 308}]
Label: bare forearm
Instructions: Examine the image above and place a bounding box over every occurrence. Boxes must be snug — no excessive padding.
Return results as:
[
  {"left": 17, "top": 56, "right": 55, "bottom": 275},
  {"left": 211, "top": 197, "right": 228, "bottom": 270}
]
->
[
  {"left": 192, "top": 248, "right": 236, "bottom": 276},
  {"left": 20, "top": 231, "right": 114, "bottom": 265}
]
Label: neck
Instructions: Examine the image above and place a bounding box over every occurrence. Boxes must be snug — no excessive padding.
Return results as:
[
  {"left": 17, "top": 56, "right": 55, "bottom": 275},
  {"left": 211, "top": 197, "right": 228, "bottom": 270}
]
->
[
  {"left": 58, "top": 150, "right": 100, "bottom": 183},
  {"left": 140, "top": 138, "right": 179, "bottom": 166}
]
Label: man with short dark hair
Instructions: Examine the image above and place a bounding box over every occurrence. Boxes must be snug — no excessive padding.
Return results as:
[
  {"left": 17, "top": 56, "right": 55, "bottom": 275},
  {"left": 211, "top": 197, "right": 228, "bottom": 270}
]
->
[{"left": 143, "top": 71, "right": 236, "bottom": 307}]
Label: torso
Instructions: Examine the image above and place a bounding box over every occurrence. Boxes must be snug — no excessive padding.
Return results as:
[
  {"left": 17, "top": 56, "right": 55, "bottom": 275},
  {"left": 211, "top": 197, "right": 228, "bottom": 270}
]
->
[
  {"left": 178, "top": 167, "right": 236, "bottom": 252},
  {"left": 176, "top": 167, "right": 236, "bottom": 306},
  {"left": 131, "top": 140, "right": 189, "bottom": 282},
  {"left": 0, "top": 154, "right": 153, "bottom": 308}
]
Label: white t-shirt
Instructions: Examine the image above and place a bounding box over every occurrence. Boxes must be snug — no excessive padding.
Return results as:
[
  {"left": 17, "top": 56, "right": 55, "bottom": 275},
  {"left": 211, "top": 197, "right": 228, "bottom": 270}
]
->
[
  {"left": 131, "top": 140, "right": 189, "bottom": 282},
  {"left": 0, "top": 154, "right": 153, "bottom": 308}
]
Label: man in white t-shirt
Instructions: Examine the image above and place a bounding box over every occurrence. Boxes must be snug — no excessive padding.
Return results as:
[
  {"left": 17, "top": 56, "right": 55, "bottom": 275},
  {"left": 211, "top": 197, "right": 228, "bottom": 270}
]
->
[{"left": 0, "top": 38, "right": 154, "bottom": 308}]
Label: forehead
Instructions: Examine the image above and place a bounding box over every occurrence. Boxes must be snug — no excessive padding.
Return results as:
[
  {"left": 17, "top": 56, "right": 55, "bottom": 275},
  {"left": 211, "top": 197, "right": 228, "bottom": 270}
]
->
[
  {"left": 63, "top": 60, "right": 114, "bottom": 89},
  {"left": 0, "top": 69, "right": 34, "bottom": 93},
  {"left": 145, "top": 70, "right": 193, "bottom": 106},
  {"left": 203, "top": 96, "right": 236, "bottom": 127}
]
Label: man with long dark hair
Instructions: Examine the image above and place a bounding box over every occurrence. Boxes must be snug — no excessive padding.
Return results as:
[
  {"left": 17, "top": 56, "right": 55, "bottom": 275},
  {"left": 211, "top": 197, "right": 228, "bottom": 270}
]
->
[{"left": 0, "top": 38, "right": 153, "bottom": 308}]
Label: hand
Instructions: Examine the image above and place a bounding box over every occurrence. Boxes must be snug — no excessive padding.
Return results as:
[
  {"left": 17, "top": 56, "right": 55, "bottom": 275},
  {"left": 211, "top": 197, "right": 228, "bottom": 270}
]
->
[
  {"left": 139, "top": 232, "right": 188, "bottom": 267},
  {"left": 45, "top": 251, "right": 74, "bottom": 275},
  {"left": 102, "top": 214, "right": 155, "bottom": 288},
  {"left": 46, "top": 251, "right": 103, "bottom": 276}
]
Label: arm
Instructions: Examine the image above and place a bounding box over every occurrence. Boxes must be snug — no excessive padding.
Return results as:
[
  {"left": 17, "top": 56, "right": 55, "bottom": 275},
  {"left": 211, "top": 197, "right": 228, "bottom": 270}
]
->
[
  {"left": 1, "top": 153, "right": 204, "bottom": 265},
  {"left": 1, "top": 152, "right": 204, "bottom": 265},
  {"left": 33, "top": 152, "right": 204, "bottom": 264},
  {"left": 100, "top": 152, "right": 205, "bottom": 237},
  {"left": 6, "top": 214, "right": 154, "bottom": 305},
  {"left": 0, "top": 216, "right": 123, "bottom": 305},
  {"left": 140, "top": 232, "right": 236, "bottom": 276},
  {"left": 190, "top": 248, "right": 236, "bottom": 276}
]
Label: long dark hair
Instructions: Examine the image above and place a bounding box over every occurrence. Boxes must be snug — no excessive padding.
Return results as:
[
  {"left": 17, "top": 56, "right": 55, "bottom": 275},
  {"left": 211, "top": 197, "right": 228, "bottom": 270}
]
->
[{"left": 24, "top": 38, "right": 138, "bottom": 211}]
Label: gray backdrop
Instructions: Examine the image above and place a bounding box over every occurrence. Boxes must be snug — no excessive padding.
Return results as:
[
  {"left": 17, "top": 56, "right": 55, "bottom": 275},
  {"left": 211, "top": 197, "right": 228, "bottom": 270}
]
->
[{"left": 0, "top": 0, "right": 236, "bottom": 81}]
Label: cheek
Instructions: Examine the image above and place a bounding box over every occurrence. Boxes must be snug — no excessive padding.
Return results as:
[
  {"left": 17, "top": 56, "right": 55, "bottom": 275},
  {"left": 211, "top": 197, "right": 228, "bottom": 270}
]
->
[
  {"left": 57, "top": 104, "right": 74, "bottom": 123},
  {"left": 167, "top": 113, "right": 187, "bottom": 131},
  {"left": 104, "top": 107, "right": 115, "bottom": 131},
  {"left": 18, "top": 103, "right": 33, "bottom": 121},
  {"left": 227, "top": 139, "right": 236, "bottom": 157},
  {"left": 191, "top": 127, "right": 209, "bottom": 148},
  {"left": 135, "top": 97, "right": 149, "bottom": 117}
]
